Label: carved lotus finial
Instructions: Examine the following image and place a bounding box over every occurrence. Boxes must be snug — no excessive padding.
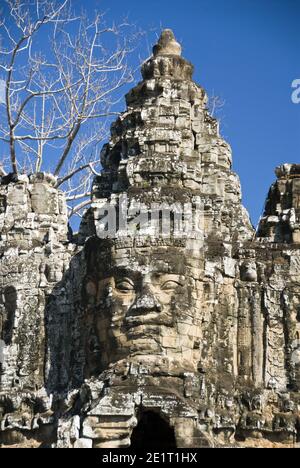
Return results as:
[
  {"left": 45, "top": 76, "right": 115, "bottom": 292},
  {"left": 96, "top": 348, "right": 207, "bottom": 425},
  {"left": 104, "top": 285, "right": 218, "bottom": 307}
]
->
[{"left": 153, "top": 29, "right": 182, "bottom": 57}]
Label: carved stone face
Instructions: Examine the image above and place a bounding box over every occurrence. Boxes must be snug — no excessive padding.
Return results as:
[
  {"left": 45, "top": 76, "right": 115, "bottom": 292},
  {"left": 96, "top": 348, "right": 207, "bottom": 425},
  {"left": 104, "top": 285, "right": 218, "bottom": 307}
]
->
[{"left": 87, "top": 244, "right": 202, "bottom": 373}]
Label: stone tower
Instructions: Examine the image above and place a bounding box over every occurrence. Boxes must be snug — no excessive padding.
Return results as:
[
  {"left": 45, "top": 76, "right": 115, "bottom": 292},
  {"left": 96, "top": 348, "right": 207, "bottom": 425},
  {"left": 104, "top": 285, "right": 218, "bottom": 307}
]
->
[{"left": 0, "top": 30, "right": 300, "bottom": 448}]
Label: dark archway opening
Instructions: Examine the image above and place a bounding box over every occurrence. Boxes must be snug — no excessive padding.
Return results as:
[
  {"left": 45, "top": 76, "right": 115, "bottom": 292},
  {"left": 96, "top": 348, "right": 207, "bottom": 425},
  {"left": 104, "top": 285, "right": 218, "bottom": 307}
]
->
[{"left": 131, "top": 411, "right": 177, "bottom": 449}]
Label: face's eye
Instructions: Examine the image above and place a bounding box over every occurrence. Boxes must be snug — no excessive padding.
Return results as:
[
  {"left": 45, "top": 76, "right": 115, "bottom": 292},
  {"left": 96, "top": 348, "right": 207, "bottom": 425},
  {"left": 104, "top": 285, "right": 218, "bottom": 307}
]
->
[
  {"left": 161, "top": 280, "right": 182, "bottom": 291},
  {"left": 115, "top": 278, "right": 135, "bottom": 292}
]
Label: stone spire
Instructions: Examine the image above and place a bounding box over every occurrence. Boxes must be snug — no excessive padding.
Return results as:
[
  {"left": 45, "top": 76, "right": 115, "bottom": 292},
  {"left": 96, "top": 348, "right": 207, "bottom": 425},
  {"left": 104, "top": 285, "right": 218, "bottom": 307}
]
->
[
  {"left": 92, "top": 24, "right": 253, "bottom": 244},
  {"left": 140, "top": 28, "right": 193, "bottom": 81},
  {"left": 153, "top": 29, "right": 182, "bottom": 57}
]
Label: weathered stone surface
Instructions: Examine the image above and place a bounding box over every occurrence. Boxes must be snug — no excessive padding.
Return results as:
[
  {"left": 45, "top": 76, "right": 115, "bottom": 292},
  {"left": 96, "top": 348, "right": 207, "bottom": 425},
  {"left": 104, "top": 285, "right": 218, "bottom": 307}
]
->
[
  {"left": 1, "top": 30, "right": 300, "bottom": 448},
  {"left": 257, "top": 164, "right": 300, "bottom": 244}
]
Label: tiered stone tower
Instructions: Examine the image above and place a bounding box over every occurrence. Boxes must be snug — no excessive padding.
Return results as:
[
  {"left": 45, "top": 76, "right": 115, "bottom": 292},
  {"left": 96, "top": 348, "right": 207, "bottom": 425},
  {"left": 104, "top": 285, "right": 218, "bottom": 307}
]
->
[{"left": 0, "top": 30, "right": 300, "bottom": 448}]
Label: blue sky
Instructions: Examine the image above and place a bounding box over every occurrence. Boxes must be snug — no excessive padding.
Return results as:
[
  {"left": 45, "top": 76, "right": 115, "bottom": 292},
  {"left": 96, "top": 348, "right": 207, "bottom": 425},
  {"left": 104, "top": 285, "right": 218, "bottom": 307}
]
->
[
  {"left": 0, "top": 80, "right": 4, "bottom": 103},
  {"left": 1, "top": 0, "right": 299, "bottom": 227},
  {"left": 88, "top": 0, "right": 300, "bottom": 227}
]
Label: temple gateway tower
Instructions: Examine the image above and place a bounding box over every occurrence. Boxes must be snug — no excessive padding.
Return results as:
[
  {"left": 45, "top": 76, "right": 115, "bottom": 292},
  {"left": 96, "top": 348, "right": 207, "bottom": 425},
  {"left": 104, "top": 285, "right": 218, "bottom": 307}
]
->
[{"left": 0, "top": 30, "right": 300, "bottom": 448}]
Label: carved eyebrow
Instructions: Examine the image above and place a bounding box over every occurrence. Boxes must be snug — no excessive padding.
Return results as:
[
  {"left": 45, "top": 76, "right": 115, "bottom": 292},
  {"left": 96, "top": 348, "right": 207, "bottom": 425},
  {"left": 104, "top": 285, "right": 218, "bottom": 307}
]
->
[{"left": 111, "top": 267, "right": 140, "bottom": 280}]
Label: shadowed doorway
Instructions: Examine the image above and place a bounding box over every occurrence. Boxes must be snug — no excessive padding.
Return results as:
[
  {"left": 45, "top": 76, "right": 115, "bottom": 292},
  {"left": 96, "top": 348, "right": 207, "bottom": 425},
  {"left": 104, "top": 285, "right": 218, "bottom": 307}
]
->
[{"left": 131, "top": 411, "right": 177, "bottom": 449}]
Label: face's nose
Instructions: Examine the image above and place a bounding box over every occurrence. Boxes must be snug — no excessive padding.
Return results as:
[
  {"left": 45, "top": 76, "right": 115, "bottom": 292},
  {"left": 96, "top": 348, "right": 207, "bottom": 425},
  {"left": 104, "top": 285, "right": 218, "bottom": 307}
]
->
[{"left": 129, "top": 286, "right": 162, "bottom": 315}]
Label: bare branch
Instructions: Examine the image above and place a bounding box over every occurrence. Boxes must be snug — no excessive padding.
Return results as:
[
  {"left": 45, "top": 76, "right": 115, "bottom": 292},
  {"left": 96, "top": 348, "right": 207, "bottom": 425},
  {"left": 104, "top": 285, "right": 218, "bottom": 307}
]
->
[
  {"left": 56, "top": 162, "right": 95, "bottom": 187},
  {"left": 89, "top": 162, "right": 102, "bottom": 177},
  {"left": 68, "top": 199, "right": 91, "bottom": 218},
  {"left": 66, "top": 192, "right": 91, "bottom": 201}
]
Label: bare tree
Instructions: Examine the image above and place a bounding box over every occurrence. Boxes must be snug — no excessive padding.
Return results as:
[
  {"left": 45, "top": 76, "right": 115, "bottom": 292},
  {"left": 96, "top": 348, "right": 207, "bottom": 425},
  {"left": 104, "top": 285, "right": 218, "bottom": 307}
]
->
[
  {"left": 208, "top": 93, "right": 225, "bottom": 120},
  {"left": 0, "top": 0, "right": 143, "bottom": 218}
]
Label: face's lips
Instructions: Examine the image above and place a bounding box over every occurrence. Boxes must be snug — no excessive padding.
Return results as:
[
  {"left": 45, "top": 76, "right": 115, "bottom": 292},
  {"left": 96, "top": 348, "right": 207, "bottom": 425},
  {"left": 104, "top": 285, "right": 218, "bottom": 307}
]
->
[{"left": 124, "top": 311, "right": 173, "bottom": 328}]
